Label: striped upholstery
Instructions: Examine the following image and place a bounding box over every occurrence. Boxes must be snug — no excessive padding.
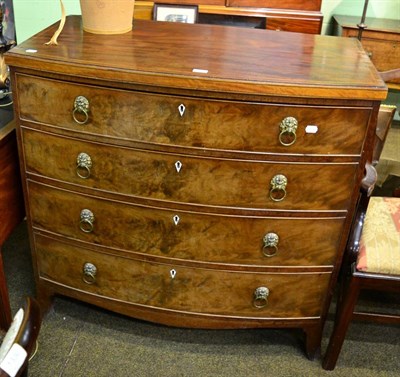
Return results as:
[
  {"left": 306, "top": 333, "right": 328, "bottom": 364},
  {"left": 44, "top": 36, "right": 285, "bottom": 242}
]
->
[{"left": 356, "top": 197, "right": 400, "bottom": 275}]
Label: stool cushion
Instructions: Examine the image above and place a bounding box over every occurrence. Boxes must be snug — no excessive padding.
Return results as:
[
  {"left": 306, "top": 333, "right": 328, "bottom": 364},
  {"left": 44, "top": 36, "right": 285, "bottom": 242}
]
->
[{"left": 357, "top": 197, "right": 400, "bottom": 275}]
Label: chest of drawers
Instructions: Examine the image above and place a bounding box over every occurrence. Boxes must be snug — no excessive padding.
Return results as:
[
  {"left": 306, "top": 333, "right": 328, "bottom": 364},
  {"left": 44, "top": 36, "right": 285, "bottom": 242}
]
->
[{"left": 5, "top": 16, "right": 386, "bottom": 358}]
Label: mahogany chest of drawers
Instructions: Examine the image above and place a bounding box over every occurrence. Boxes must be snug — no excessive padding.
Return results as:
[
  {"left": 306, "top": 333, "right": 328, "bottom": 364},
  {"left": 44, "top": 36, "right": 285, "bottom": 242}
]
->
[{"left": 6, "top": 16, "right": 386, "bottom": 357}]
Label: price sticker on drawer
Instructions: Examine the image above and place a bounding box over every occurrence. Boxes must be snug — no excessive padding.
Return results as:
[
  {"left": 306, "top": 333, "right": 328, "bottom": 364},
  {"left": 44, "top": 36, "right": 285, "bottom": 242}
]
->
[
  {"left": 192, "top": 68, "right": 209, "bottom": 74},
  {"left": 305, "top": 125, "right": 319, "bottom": 134}
]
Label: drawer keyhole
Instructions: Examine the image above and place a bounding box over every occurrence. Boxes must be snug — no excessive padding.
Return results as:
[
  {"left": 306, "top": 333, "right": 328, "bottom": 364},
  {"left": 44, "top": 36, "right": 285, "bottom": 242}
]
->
[
  {"left": 175, "top": 161, "right": 183, "bottom": 173},
  {"left": 178, "top": 104, "right": 186, "bottom": 117},
  {"left": 173, "top": 215, "right": 180, "bottom": 225}
]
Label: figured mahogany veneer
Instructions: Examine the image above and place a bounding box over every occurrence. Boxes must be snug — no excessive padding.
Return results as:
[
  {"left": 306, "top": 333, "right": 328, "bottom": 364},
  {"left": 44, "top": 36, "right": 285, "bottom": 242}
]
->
[
  {"left": 23, "top": 128, "right": 358, "bottom": 210},
  {"left": 6, "top": 17, "right": 386, "bottom": 359},
  {"left": 36, "top": 234, "right": 331, "bottom": 318},
  {"left": 28, "top": 181, "right": 346, "bottom": 267},
  {"left": 17, "top": 75, "right": 372, "bottom": 156}
]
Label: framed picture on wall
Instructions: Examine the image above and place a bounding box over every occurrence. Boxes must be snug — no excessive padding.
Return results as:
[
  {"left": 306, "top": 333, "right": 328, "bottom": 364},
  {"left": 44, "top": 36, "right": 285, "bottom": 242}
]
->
[
  {"left": 153, "top": 4, "right": 198, "bottom": 24},
  {"left": 1, "top": 0, "right": 16, "bottom": 43}
]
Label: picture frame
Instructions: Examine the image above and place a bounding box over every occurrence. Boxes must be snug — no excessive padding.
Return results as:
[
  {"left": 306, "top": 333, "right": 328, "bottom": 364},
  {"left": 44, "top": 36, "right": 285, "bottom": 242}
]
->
[
  {"left": 153, "top": 4, "right": 199, "bottom": 24},
  {"left": 0, "top": 0, "right": 16, "bottom": 43},
  {"left": 1, "top": 0, "right": 16, "bottom": 94}
]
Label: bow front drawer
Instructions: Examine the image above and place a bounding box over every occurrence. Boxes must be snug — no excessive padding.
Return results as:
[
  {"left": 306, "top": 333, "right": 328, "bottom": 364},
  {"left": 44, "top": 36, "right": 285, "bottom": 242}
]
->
[
  {"left": 28, "top": 181, "right": 345, "bottom": 267},
  {"left": 17, "top": 74, "right": 371, "bottom": 155},
  {"left": 36, "top": 234, "right": 331, "bottom": 319},
  {"left": 23, "top": 129, "right": 357, "bottom": 210}
]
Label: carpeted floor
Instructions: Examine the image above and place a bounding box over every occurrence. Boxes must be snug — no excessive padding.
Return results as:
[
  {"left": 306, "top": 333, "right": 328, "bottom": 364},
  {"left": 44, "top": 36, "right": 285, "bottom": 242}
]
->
[{"left": 2, "top": 218, "right": 399, "bottom": 377}]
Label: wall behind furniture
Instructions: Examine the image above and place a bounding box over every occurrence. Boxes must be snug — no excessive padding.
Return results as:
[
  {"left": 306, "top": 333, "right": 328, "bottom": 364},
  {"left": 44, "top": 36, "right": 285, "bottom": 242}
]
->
[
  {"left": 13, "top": 0, "right": 80, "bottom": 43},
  {"left": 12, "top": 0, "right": 399, "bottom": 42},
  {"left": 321, "top": 0, "right": 399, "bottom": 34}
]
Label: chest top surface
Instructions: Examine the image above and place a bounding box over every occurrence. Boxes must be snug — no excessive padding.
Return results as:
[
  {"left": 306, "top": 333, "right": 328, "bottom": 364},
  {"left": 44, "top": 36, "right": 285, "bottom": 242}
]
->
[{"left": 6, "top": 16, "right": 386, "bottom": 100}]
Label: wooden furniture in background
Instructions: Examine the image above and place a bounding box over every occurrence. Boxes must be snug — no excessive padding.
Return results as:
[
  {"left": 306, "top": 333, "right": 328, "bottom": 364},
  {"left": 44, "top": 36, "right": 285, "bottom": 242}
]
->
[
  {"left": 0, "top": 118, "right": 25, "bottom": 331},
  {"left": 333, "top": 15, "right": 400, "bottom": 89},
  {"left": 135, "top": 0, "right": 323, "bottom": 33},
  {"left": 323, "top": 106, "right": 399, "bottom": 370},
  {"left": 5, "top": 16, "right": 386, "bottom": 358}
]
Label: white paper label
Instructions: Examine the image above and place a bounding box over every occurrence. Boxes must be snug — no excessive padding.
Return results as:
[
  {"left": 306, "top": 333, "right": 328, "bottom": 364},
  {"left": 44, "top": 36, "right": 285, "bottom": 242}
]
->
[
  {"left": 305, "top": 125, "right": 319, "bottom": 134},
  {"left": 192, "top": 68, "right": 209, "bottom": 74},
  {"left": 0, "top": 343, "right": 28, "bottom": 377}
]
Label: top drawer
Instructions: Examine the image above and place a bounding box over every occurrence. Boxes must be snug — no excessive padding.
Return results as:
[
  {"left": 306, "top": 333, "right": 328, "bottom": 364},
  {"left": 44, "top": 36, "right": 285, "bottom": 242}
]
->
[{"left": 16, "top": 75, "right": 371, "bottom": 155}]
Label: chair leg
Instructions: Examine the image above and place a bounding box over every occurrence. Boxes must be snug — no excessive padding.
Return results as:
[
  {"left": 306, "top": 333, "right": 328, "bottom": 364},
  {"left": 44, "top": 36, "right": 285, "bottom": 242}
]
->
[{"left": 322, "top": 275, "right": 361, "bottom": 370}]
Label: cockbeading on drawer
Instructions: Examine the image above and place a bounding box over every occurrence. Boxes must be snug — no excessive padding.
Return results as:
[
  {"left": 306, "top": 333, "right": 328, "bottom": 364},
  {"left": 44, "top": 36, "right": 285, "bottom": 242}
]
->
[
  {"left": 23, "top": 128, "right": 358, "bottom": 210},
  {"left": 28, "top": 181, "right": 346, "bottom": 267},
  {"left": 36, "top": 234, "right": 331, "bottom": 319},
  {"left": 17, "top": 74, "right": 371, "bottom": 156}
]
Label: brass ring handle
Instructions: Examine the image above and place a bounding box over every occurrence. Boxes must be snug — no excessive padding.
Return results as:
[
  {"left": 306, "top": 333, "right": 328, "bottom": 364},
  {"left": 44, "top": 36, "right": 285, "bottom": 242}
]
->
[
  {"left": 253, "top": 286, "right": 270, "bottom": 308},
  {"left": 82, "top": 262, "right": 97, "bottom": 284},
  {"left": 79, "top": 209, "right": 95, "bottom": 233},
  {"left": 262, "top": 233, "right": 279, "bottom": 257},
  {"left": 72, "top": 96, "right": 90, "bottom": 125},
  {"left": 269, "top": 174, "right": 287, "bottom": 202},
  {"left": 76, "top": 152, "right": 92, "bottom": 179},
  {"left": 279, "top": 116, "right": 298, "bottom": 146}
]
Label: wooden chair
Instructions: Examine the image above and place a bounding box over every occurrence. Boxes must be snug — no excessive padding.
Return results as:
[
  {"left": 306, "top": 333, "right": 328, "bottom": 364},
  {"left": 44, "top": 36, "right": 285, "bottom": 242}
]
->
[
  {"left": 322, "top": 105, "right": 399, "bottom": 370},
  {"left": 0, "top": 297, "right": 41, "bottom": 377}
]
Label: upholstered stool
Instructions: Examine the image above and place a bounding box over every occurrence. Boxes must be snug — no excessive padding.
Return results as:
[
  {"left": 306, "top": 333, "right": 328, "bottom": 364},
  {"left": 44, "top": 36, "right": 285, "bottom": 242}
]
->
[{"left": 357, "top": 197, "right": 400, "bottom": 276}]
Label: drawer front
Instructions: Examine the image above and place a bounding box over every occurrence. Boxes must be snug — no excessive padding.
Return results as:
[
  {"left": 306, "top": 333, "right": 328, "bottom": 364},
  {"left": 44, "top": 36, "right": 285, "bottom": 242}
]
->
[
  {"left": 35, "top": 234, "right": 331, "bottom": 318},
  {"left": 227, "top": 1, "right": 322, "bottom": 11},
  {"left": 17, "top": 75, "right": 370, "bottom": 155},
  {"left": 266, "top": 17, "right": 321, "bottom": 34},
  {"left": 23, "top": 129, "right": 358, "bottom": 210},
  {"left": 28, "top": 181, "right": 345, "bottom": 266},
  {"left": 156, "top": 0, "right": 225, "bottom": 5}
]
